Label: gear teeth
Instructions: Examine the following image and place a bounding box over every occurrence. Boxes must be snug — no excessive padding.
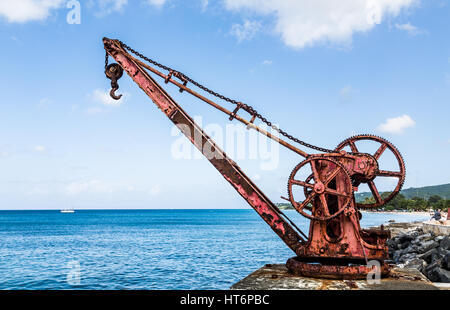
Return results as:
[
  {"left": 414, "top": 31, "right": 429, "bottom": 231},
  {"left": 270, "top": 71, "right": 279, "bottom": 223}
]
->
[
  {"left": 287, "top": 157, "right": 353, "bottom": 221},
  {"left": 335, "top": 134, "right": 406, "bottom": 209}
]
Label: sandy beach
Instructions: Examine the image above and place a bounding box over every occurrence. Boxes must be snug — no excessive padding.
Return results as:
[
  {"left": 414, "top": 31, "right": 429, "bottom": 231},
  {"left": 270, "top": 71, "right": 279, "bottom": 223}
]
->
[{"left": 361, "top": 210, "right": 430, "bottom": 217}]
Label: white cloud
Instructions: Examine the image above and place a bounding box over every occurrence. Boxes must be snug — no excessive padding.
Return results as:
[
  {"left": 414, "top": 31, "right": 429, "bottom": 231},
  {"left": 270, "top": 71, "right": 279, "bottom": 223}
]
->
[
  {"left": 92, "top": 89, "right": 125, "bottom": 106},
  {"left": 146, "top": 0, "right": 168, "bottom": 8},
  {"left": 86, "top": 107, "right": 104, "bottom": 115},
  {"left": 145, "top": 0, "right": 207, "bottom": 10},
  {"left": 10, "top": 36, "right": 22, "bottom": 44},
  {"left": 340, "top": 86, "right": 353, "bottom": 96},
  {"left": 34, "top": 146, "right": 46, "bottom": 153},
  {"left": 378, "top": 114, "right": 415, "bottom": 134},
  {"left": 65, "top": 180, "right": 141, "bottom": 196},
  {"left": 339, "top": 85, "right": 356, "bottom": 102},
  {"left": 262, "top": 59, "right": 272, "bottom": 65},
  {"left": 231, "top": 19, "right": 262, "bottom": 42},
  {"left": 252, "top": 174, "right": 262, "bottom": 181},
  {"left": 201, "top": 0, "right": 209, "bottom": 11},
  {"left": 395, "top": 22, "right": 425, "bottom": 35},
  {"left": 445, "top": 73, "right": 450, "bottom": 85},
  {"left": 149, "top": 185, "right": 162, "bottom": 196},
  {"left": 28, "top": 186, "right": 50, "bottom": 196},
  {"left": 224, "top": 0, "right": 418, "bottom": 49},
  {"left": 91, "top": 0, "right": 128, "bottom": 17},
  {"left": 0, "top": 0, "right": 65, "bottom": 23},
  {"left": 0, "top": 0, "right": 129, "bottom": 22},
  {"left": 0, "top": 145, "right": 10, "bottom": 157},
  {"left": 66, "top": 180, "right": 114, "bottom": 195},
  {"left": 38, "top": 97, "right": 51, "bottom": 108}
]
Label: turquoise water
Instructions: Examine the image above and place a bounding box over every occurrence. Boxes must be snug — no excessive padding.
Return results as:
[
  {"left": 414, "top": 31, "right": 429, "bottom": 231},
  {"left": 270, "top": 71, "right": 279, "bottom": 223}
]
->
[{"left": 0, "top": 210, "right": 428, "bottom": 290}]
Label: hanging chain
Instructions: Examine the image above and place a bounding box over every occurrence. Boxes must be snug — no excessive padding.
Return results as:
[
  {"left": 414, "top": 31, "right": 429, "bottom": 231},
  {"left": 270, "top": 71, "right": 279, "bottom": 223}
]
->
[
  {"left": 105, "top": 51, "right": 109, "bottom": 71},
  {"left": 117, "top": 40, "right": 335, "bottom": 154},
  {"left": 104, "top": 51, "right": 124, "bottom": 100}
]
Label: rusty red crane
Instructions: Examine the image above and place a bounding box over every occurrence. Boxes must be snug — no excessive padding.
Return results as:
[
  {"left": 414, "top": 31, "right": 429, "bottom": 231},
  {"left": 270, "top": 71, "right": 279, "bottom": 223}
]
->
[{"left": 103, "top": 38, "right": 406, "bottom": 279}]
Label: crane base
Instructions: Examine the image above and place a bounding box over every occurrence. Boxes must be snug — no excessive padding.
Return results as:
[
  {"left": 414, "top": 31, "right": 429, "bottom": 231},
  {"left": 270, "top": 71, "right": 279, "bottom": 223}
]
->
[
  {"left": 286, "top": 256, "right": 391, "bottom": 280},
  {"left": 231, "top": 264, "right": 437, "bottom": 290}
]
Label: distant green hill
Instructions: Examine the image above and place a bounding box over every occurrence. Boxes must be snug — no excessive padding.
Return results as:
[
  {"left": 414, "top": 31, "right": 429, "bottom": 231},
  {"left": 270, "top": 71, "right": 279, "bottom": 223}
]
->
[
  {"left": 279, "top": 184, "right": 450, "bottom": 207},
  {"left": 398, "top": 183, "right": 450, "bottom": 199},
  {"left": 276, "top": 203, "right": 294, "bottom": 210},
  {"left": 354, "top": 183, "right": 450, "bottom": 202}
]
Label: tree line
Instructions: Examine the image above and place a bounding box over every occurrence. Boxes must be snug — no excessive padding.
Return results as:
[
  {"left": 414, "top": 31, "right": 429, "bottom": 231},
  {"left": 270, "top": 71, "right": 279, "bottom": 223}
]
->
[{"left": 363, "top": 193, "right": 450, "bottom": 212}]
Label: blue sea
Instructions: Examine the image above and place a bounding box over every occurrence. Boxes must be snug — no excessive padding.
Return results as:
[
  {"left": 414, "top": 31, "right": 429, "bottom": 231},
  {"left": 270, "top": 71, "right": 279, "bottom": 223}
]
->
[{"left": 0, "top": 210, "right": 428, "bottom": 290}]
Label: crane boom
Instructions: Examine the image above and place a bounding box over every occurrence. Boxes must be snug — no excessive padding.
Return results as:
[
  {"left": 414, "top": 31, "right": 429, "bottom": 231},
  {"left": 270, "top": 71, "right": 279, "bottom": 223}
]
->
[{"left": 103, "top": 37, "right": 305, "bottom": 251}]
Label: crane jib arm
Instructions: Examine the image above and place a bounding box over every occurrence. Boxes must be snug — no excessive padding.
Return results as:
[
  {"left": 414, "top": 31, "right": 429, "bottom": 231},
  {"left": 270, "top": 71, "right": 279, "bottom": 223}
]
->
[{"left": 103, "top": 38, "right": 304, "bottom": 251}]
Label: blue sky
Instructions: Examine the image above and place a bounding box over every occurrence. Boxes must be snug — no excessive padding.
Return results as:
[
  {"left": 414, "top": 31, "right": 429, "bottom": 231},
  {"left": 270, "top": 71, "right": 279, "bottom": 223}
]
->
[{"left": 0, "top": 0, "right": 449, "bottom": 209}]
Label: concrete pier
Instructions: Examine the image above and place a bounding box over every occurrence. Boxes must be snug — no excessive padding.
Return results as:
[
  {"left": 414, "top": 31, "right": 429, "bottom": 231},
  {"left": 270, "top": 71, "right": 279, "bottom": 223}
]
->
[
  {"left": 422, "top": 221, "right": 450, "bottom": 236},
  {"left": 231, "top": 264, "right": 439, "bottom": 290}
]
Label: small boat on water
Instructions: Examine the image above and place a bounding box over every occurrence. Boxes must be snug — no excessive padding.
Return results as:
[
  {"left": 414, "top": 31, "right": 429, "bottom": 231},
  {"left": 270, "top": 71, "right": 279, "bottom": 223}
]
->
[{"left": 60, "top": 209, "right": 75, "bottom": 214}]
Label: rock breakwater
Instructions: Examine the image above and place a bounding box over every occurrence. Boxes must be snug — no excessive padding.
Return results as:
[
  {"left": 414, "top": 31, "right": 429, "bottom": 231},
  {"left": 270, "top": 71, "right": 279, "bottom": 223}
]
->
[{"left": 387, "top": 226, "right": 450, "bottom": 283}]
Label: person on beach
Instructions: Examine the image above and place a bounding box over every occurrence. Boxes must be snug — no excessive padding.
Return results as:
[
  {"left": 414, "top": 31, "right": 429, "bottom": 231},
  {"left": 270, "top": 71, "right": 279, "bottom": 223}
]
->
[{"left": 431, "top": 209, "right": 441, "bottom": 221}]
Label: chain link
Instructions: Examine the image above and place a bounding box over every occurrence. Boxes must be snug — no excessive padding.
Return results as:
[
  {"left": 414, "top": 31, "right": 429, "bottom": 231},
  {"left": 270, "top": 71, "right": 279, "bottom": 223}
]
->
[
  {"left": 105, "top": 51, "right": 109, "bottom": 71},
  {"left": 117, "top": 40, "right": 334, "bottom": 154}
]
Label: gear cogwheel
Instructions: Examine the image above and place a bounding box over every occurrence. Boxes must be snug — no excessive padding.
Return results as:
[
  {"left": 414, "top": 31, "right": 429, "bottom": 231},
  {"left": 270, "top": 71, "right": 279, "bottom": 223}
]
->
[
  {"left": 335, "top": 134, "right": 406, "bottom": 209},
  {"left": 287, "top": 157, "right": 353, "bottom": 221}
]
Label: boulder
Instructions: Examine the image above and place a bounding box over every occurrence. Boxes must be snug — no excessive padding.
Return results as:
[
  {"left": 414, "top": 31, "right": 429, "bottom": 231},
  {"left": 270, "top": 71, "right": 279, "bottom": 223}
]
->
[
  {"left": 399, "top": 242, "right": 411, "bottom": 250},
  {"left": 398, "top": 253, "right": 417, "bottom": 264},
  {"left": 387, "top": 239, "right": 399, "bottom": 250},
  {"left": 436, "top": 268, "right": 450, "bottom": 283},
  {"left": 418, "top": 248, "right": 438, "bottom": 264},
  {"left": 443, "top": 252, "right": 450, "bottom": 270},
  {"left": 403, "top": 244, "right": 418, "bottom": 255},
  {"left": 393, "top": 249, "right": 404, "bottom": 262},
  {"left": 440, "top": 236, "right": 450, "bottom": 250},
  {"left": 431, "top": 248, "right": 449, "bottom": 264},
  {"left": 398, "top": 233, "right": 415, "bottom": 244},
  {"left": 416, "top": 233, "right": 433, "bottom": 243},
  {"left": 417, "top": 240, "right": 439, "bottom": 254},
  {"left": 435, "top": 235, "right": 444, "bottom": 242},
  {"left": 404, "top": 258, "right": 427, "bottom": 273},
  {"left": 424, "top": 262, "right": 442, "bottom": 282}
]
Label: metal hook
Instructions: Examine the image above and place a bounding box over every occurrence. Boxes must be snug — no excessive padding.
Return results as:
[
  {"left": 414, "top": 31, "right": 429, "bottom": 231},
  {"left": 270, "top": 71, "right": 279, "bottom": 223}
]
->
[
  {"left": 105, "top": 63, "right": 124, "bottom": 101},
  {"left": 110, "top": 83, "right": 123, "bottom": 100}
]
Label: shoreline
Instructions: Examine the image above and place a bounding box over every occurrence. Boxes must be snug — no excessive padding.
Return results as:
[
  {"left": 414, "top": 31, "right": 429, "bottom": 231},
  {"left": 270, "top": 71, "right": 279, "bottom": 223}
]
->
[{"left": 361, "top": 210, "right": 430, "bottom": 217}]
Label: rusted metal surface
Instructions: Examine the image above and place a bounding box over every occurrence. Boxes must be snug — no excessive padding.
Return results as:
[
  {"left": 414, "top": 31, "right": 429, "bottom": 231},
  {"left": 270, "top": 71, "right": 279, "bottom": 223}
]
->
[
  {"left": 102, "top": 38, "right": 407, "bottom": 280},
  {"left": 105, "top": 63, "right": 123, "bottom": 100},
  {"left": 288, "top": 157, "right": 353, "bottom": 221},
  {"left": 335, "top": 135, "right": 406, "bottom": 209},
  {"left": 286, "top": 257, "right": 391, "bottom": 280},
  {"left": 286, "top": 150, "right": 391, "bottom": 278}
]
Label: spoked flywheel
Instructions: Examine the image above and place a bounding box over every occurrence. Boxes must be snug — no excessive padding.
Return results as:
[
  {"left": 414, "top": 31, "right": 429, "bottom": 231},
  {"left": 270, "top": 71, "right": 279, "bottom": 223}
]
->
[
  {"left": 335, "top": 134, "right": 406, "bottom": 209},
  {"left": 288, "top": 157, "right": 353, "bottom": 221}
]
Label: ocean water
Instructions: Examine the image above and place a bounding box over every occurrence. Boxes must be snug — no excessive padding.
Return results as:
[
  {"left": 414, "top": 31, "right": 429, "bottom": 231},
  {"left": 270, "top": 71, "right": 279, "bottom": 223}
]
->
[{"left": 0, "top": 210, "right": 428, "bottom": 290}]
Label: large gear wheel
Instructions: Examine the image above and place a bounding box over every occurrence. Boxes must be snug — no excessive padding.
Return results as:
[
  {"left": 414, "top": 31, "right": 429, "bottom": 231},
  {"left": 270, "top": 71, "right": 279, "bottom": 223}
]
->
[
  {"left": 335, "top": 134, "right": 406, "bottom": 209},
  {"left": 288, "top": 157, "right": 353, "bottom": 221}
]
